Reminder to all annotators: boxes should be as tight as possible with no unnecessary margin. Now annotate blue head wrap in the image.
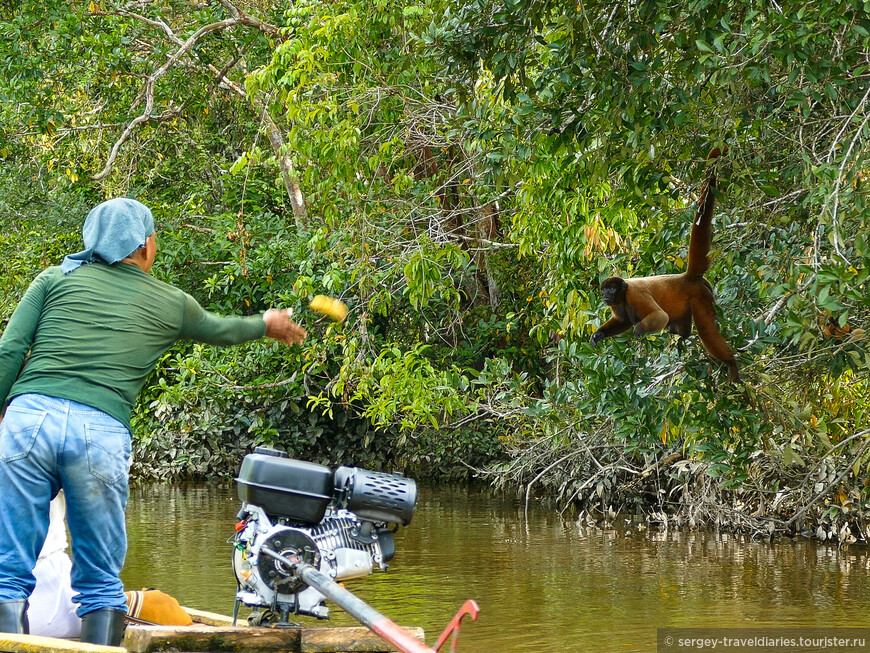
[61,198,155,274]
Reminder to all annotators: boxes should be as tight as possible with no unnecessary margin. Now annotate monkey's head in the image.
[600,277,628,306]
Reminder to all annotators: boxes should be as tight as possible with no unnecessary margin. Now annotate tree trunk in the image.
[264,114,307,230]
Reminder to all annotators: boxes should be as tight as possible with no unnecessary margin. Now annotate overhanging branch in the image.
[90,16,238,180]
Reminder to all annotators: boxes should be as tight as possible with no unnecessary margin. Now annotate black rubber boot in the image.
[0,599,29,634]
[80,608,126,646]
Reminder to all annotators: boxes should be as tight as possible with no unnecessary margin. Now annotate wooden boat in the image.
[0,608,425,653]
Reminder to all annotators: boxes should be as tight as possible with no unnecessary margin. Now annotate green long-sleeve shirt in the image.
[0,263,266,430]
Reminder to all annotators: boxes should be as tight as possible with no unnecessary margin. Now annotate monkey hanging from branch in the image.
[590,148,741,383]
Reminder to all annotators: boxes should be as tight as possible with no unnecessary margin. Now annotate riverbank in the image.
[491,445,870,545]
[129,428,870,548]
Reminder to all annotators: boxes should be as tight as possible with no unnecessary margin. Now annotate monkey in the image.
[819,313,851,339]
[590,148,741,383]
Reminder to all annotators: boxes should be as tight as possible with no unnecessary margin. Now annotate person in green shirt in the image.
[0,198,307,644]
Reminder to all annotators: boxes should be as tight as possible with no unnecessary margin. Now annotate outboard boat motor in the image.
[231,447,416,624]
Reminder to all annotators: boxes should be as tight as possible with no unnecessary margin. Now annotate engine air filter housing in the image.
[333,466,417,526]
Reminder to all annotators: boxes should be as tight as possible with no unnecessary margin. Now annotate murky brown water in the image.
[122,483,870,652]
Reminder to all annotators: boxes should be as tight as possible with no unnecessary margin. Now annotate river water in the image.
[122,483,870,652]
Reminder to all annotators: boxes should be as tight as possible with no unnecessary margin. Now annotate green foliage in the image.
[0,164,96,313]
[130,341,400,479]
[422,0,870,503]
[1,0,869,530]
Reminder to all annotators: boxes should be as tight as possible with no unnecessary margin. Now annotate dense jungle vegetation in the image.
[1,0,868,541]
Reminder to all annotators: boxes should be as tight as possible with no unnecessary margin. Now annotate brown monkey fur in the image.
[590,148,741,383]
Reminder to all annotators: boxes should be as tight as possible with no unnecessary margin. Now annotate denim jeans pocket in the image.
[0,405,47,462]
[85,424,132,485]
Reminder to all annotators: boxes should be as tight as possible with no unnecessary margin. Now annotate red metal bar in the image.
[433,600,480,653]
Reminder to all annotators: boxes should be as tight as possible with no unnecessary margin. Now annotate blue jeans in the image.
[0,394,131,616]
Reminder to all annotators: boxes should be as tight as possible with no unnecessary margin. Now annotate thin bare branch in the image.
[91,17,238,180]
[94,5,306,218]
[216,0,281,36]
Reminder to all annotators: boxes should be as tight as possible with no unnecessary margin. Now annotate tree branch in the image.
[91,16,238,180]
[216,0,280,36]
[89,5,306,221]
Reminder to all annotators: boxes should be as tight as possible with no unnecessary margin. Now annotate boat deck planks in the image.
[1,611,425,653]
[125,624,425,653]
[0,634,123,653]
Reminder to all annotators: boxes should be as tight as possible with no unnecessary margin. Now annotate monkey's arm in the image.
[590,314,633,347]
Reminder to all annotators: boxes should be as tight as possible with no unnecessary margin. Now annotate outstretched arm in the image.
[263,309,307,346]
[591,314,633,347]
[180,296,306,347]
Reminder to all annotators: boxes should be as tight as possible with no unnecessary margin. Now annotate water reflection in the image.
[122,484,870,652]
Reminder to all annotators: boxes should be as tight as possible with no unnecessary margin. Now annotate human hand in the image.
[263,309,308,346]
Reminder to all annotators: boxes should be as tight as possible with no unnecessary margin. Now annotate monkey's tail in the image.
[685,147,723,280]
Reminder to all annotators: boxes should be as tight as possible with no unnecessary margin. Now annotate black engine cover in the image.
[236,449,333,524]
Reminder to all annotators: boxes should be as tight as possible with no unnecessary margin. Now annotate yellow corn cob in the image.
[309,295,348,322]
